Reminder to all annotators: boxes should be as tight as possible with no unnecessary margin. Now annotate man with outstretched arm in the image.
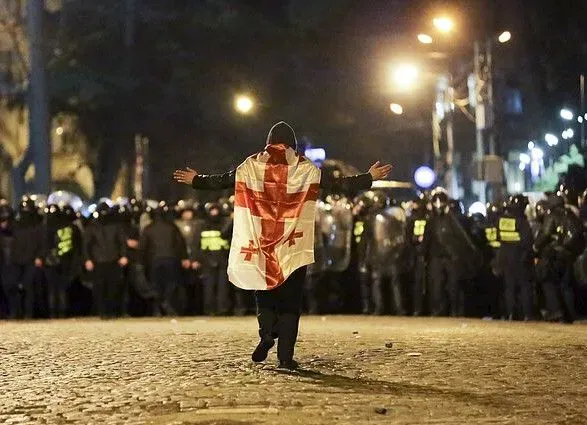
[174,121,391,370]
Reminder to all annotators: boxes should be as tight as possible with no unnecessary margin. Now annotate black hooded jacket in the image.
[191,121,372,192]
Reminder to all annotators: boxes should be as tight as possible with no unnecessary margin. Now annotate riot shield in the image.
[316,197,353,272]
[370,206,407,271]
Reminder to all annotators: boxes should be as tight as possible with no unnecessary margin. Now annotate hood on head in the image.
[266,121,297,151]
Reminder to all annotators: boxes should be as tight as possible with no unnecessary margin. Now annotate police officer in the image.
[83,202,128,318]
[44,204,83,318]
[174,200,201,315]
[1,200,45,319]
[368,192,406,315]
[141,202,189,316]
[424,189,479,317]
[496,195,534,320]
[406,194,429,316]
[193,202,232,315]
[534,192,583,322]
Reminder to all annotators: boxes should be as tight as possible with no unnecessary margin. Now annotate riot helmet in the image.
[507,194,529,215]
[557,184,580,207]
[535,199,549,223]
[448,199,465,215]
[430,189,449,215]
[0,204,14,222]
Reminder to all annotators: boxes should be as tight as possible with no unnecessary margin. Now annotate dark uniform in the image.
[44,205,83,318]
[193,204,232,315]
[0,202,45,319]
[496,195,534,320]
[424,190,480,317]
[189,121,373,369]
[83,203,128,318]
[534,194,583,322]
[353,192,374,314]
[141,203,188,316]
[406,196,429,316]
[174,201,202,315]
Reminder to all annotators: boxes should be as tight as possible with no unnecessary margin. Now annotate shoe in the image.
[277,359,299,370]
[251,338,275,362]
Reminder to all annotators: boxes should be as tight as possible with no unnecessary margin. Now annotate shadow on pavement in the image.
[271,367,511,410]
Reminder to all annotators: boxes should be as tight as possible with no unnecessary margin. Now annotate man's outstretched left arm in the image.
[320,161,392,193]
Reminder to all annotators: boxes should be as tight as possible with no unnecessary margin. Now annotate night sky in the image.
[49,0,587,198]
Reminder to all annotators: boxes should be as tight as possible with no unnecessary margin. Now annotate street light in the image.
[389,103,403,115]
[234,95,254,114]
[560,108,574,120]
[417,33,433,44]
[498,31,511,43]
[432,17,454,33]
[391,64,419,90]
[545,133,559,146]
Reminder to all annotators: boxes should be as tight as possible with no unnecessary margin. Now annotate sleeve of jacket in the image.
[191,170,236,190]
[520,219,534,255]
[139,227,150,265]
[173,224,188,259]
[320,172,372,193]
[534,217,555,253]
[192,223,204,263]
[117,224,128,259]
[34,223,47,260]
[83,224,94,262]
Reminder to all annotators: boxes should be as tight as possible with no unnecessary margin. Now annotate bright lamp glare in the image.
[234,95,254,114]
[545,133,559,146]
[527,141,535,150]
[468,201,486,216]
[392,64,419,90]
[414,166,436,188]
[519,163,526,171]
[390,103,403,115]
[417,33,433,44]
[579,116,584,123]
[531,147,544,160]
[498,31,511,43]
[433,17,454,33]
[560,109,573,120]
[519,153,531,164]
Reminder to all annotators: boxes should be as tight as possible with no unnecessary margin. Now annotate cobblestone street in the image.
[1,316,586,424]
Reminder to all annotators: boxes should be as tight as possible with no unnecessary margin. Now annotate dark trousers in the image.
[45,266,70,318]
[428,256,462,317]
[92,261,123,318]
[0,264,36,319]
[304,262,321,314]
[502,261,533,320]
[255,266,305,362]
[371,268,404,315]
[202,263,230,315]
[542,265,576,322]
[412,255,426,316]
[152,258,180,315]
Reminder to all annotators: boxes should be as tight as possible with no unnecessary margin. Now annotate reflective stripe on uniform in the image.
[57,226,73,256]
[413,219,426,237]
[354,221,364,243]
[485,227,501,248]
[201,230,229,251]
[499,217,516,232]
[499,217,520,243]
[500,231,520,242]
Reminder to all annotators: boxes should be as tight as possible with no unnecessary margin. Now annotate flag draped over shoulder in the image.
[227,143,321,290]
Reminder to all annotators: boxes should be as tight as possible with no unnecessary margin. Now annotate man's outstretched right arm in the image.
[173,167,235,190]
[191,170,236,190]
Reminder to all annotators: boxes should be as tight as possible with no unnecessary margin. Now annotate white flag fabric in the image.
[227,143,321,290]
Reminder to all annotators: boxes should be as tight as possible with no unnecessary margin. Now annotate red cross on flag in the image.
[228,143,320,290]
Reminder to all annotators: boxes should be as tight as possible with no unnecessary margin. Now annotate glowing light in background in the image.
[414,166,436,188]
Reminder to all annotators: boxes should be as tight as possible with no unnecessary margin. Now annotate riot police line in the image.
[1,184,586,322]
